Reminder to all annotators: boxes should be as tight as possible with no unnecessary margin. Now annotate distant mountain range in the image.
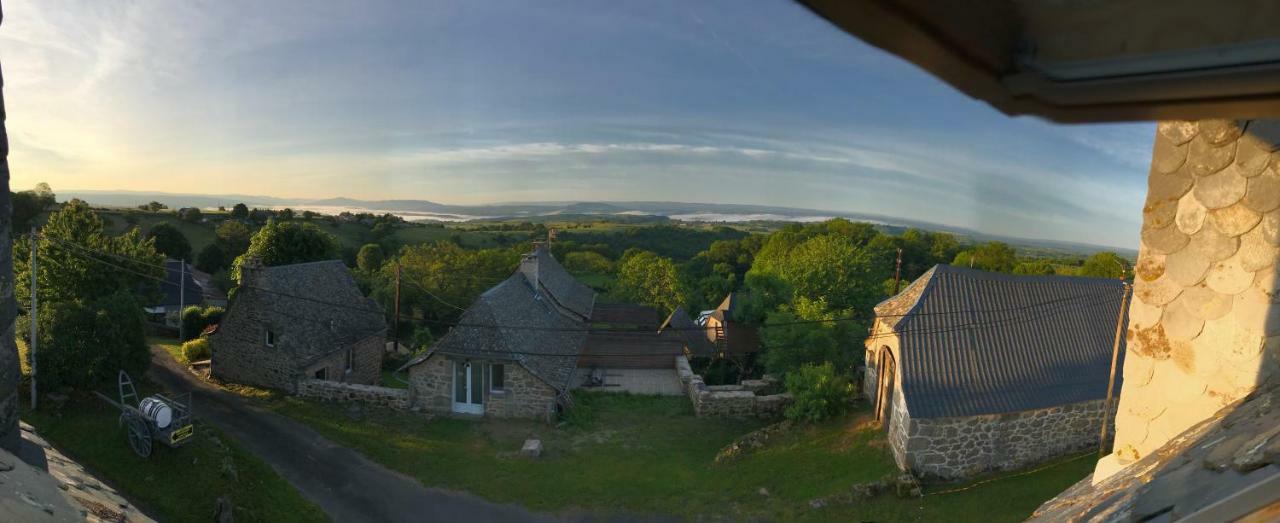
[61,189,1136,257]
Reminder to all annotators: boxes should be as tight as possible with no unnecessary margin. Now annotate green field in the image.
[254,392,1089,521]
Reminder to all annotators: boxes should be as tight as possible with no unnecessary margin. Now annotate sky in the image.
[0,1,1154,248]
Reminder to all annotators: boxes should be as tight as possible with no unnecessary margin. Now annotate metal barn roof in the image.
[875,265,1128,418]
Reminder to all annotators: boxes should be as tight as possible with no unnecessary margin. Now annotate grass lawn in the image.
[380,369,409,389]
[21,380,326,522]
[150,336,185,364]
[254,392,1090,521]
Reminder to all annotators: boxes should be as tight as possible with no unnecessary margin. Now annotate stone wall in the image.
[297,379,409,410]
[210,317,300,392]
[676,356,793,419]
[886,384,912,471]
[407,354,558,420]
[301,334,384,387]
[0,37,21,450]
[1107,119,1280,477]
[900,399,1110,481]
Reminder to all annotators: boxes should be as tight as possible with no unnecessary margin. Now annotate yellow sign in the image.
[169,424,194,444]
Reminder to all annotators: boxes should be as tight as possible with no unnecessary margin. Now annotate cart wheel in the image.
[124,415,152,458]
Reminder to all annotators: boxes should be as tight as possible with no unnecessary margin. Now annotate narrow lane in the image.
[147,348,552,523]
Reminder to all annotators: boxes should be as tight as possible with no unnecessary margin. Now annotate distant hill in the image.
[59,190,1136,258]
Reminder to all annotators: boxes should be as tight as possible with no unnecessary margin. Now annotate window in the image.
[314,368,327,380]
[265,329,275,347]
[345,348,354,374]
[490,364,505,391]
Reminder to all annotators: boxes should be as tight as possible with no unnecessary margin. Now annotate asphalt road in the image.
[147,348,553,523]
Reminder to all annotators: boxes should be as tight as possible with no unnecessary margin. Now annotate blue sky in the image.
[0,1,1152,248]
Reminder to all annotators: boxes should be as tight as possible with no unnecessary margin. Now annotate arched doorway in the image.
[874,348,896,428]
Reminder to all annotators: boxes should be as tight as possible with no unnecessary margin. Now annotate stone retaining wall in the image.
[676,356,793,419]
[297,379,409,410]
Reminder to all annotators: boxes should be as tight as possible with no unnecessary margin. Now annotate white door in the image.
[452,361,484,415]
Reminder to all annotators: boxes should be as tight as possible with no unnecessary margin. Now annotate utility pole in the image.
[392,263,401,351]
[28,228,37,410]
[1098,282,1132,458]
[893,248,904,294]
[178,259,186,341]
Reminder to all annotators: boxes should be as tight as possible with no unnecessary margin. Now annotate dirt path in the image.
[146,347,553,523]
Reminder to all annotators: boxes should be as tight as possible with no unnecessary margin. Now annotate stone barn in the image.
[211,258,386,392]
[864,265,1128,481]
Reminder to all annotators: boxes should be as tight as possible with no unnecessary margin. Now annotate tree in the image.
[22,291,150,391]
[232,219,339,282]
[196,243,228,273]
[749,231,889,313]
[147,222,192,261]
[613,250,686,314]
[563,251,614,275]
[139,201,167,213]
[759,296,860,377]
[278,208,295,221]
[11,182,56,232]
[952,241,1017,273]
[1079,251,1128,279]
[177,206,203,223]
[230,203,249,220]
[356,243,385,273]
[215,220,253,258]
[15,199,164,307]
[1014,260,1056,276]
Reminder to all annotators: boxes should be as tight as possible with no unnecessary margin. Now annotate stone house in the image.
[401,245,593,419]
[864,265,1128,481]
[211,258,386,392]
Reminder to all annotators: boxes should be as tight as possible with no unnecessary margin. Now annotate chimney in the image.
[240,256,265,286]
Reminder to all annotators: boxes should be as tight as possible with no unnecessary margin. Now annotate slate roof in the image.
[660,306,716,357]
[418,272,587,391]
[579,331,684,369]
[235,260,386,364]
[874,265,1128,419]
[1032,383,1280,522]
[591,303,661,328]
[155,260,204,308]
[520,245,595,321]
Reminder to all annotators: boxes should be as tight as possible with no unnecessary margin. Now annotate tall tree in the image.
[147,222,192,261]
[952,241,1017,273]
[1079,251,1129,279]
[196,243,228,273]
[356,243,385,273]
[232,219,339,282]
[15,199,164,306]
[215,220,253,258]
[230,203,249,220]
[613,250,686,314]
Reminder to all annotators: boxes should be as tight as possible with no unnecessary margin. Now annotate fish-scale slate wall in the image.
[1114,119,1280,464]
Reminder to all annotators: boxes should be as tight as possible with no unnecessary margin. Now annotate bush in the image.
[784,362,855,423]
[19,291,149,392]
[181,305,225,341]
[180,338,212,363]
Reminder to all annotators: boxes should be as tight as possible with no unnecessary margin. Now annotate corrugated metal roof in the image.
[879,265,1128,419]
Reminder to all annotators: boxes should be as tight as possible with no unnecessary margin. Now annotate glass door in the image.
[452,361,484,414]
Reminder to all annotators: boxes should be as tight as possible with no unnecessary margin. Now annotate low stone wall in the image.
[297,379,409,410]
[900,399,1112,481]
[676,356,793,419]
